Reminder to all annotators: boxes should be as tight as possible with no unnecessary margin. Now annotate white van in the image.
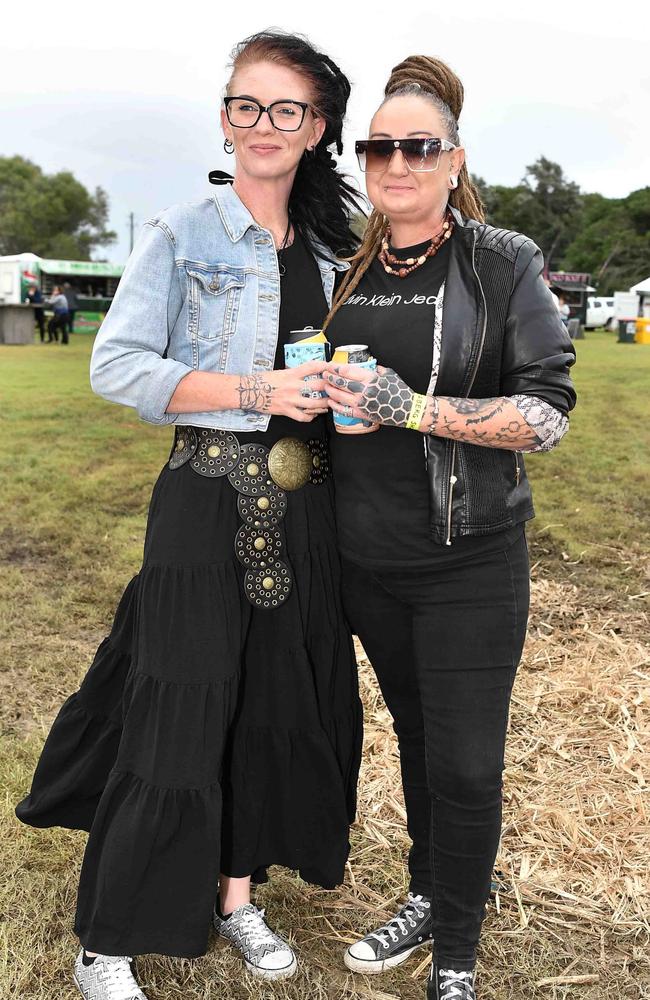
[585,296,615,330]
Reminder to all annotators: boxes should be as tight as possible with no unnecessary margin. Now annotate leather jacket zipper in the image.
[445,229,488,545]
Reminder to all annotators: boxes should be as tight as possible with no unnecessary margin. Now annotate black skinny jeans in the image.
[341,529,530,970]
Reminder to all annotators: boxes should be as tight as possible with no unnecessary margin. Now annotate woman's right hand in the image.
[237,360,329,422]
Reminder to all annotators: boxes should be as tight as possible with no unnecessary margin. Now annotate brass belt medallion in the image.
[268,437,313,491]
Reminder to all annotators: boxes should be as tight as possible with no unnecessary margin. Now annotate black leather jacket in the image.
[427,206,577,545]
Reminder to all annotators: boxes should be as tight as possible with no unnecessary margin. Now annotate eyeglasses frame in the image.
[223,96,312,132]
[355,137,459,173]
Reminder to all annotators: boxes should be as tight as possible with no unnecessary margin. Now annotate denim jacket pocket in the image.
[185,264,246,343]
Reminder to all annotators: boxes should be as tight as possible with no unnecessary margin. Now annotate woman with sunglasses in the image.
[322,56,576,1000]
[15,30,364,999]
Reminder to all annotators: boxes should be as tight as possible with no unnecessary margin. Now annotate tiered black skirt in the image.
[15,448,363,958]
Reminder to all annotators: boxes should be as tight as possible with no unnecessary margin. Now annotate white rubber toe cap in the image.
[347,941,378,962]
[259,948,295,971]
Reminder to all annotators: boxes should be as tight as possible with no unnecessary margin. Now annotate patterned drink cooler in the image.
[332,344,377,434]
[284,326,329,398]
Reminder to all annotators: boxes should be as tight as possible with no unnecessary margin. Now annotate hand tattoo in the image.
[356,371,415,427]
[238,375,274,412]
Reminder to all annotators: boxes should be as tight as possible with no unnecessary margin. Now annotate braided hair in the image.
[226,30,363,257]
[323,54,485,332]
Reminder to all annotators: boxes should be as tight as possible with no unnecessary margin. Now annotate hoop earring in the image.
[224,139,234,154]
[449,174,458,189]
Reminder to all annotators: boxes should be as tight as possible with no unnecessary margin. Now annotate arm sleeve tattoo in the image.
[237,375,274,412]
[508,394,569,452]
[353,370,569,452]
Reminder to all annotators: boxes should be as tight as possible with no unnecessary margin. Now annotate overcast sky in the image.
[2,0,649,262]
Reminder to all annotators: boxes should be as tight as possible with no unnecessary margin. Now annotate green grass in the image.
[1,330,648,1000]
[523,328,649,591]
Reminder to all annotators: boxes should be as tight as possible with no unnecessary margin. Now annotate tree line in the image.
[1,154,647,294]
[474,157,649,295]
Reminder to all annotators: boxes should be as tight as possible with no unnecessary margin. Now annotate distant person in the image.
[544,276,561,313]
[558,294,571,327]
[63,282,79,335]
[44,285,70,343]
[25,282,45,342]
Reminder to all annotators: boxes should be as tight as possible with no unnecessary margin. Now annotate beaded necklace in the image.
[378,209,454,278]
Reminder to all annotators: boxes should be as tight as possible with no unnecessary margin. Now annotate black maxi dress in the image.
[15,229,363,959]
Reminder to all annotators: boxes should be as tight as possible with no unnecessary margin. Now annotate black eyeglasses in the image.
[355,138,458,173]
[224,96,311,132]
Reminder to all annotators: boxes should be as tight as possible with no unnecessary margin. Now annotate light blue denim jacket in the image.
[89,183,349,430]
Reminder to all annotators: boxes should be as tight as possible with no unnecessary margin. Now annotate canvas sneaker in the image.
[73,948,148,999]
[213,902,297,980]
[427,963,477,999]
[344,892,433,974]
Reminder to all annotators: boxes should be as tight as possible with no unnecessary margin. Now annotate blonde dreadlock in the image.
[323,54,485,333]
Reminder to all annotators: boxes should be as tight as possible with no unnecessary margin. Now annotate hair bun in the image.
[385,55,464,121]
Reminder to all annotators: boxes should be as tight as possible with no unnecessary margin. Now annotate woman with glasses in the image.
[321,56,576,1000]
[15,30,364,999]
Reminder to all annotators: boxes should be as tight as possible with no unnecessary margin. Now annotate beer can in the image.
[332,344,371,365]
[284,326,330,398]
[331,344,377,432]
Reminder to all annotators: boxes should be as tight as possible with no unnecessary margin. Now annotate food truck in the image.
[0,252,124,333]
[547,270,593,324]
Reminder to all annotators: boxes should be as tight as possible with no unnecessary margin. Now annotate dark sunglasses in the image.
[355,137,457,173]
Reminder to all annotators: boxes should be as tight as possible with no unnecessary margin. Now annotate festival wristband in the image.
[406,392,428,431]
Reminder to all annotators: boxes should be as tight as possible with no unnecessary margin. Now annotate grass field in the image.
[1,331,648,1000]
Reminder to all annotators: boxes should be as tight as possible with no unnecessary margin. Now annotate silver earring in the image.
[224,139,234,154]
[449,174,458,189]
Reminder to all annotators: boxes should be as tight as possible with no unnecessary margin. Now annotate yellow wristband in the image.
[406,393,428,431]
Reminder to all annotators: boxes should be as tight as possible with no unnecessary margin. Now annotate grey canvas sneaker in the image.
[73,949,148,999]
[344,892,433,973]
[213,902,297,980]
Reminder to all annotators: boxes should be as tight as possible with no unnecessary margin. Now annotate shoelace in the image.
[438,968,476,1000]
[369,893,431,947]
[95,956,141,1000]
[237,906,286,953]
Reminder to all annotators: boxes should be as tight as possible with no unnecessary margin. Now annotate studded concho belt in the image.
[168,425,330,610]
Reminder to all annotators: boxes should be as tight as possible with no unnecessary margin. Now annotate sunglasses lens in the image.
[356,141,395,172]
[402,139,442,171]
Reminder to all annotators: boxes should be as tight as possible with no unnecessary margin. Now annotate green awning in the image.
[40,259,124,278]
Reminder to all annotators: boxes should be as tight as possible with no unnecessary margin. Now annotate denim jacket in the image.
[89,183,349,430]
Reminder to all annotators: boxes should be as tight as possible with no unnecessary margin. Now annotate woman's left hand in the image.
[323,364,417,428]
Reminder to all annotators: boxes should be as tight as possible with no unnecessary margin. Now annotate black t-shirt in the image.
[327,231,522,567]
[241,226,328,447]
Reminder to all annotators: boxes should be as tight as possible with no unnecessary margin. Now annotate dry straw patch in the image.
[2,568,649,999]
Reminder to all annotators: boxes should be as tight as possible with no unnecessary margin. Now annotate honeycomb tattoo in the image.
[356,370,415,427]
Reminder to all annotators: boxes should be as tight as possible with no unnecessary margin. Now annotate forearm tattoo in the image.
[509,394,569,452]
[237,375,274,412]
[356,370,415,427]
[426,393,568,451]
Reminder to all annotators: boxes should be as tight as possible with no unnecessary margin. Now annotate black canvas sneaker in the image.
[427,963,477,999]
[213,902,297,980]
[344,892,433,974]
